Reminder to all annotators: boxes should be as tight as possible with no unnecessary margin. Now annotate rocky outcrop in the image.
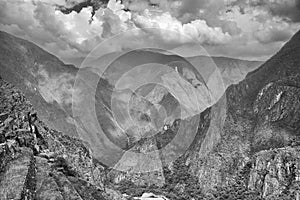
[0,147,33,199]
[248,147,300,199]
[0,77,113,200]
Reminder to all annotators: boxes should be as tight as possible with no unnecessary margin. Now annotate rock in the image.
[0,143,11,173]
[36,177,64,200]
[0,77,109,200]
[3,117,13,126]
[0,132,5,143]
[103,188,127,200]
[38,151,56,159]
[134,192,169,200]
[6,139,18,154]
[35,157,64,200]
[179,29,300,196]
[0,148,33,200]
[67,176,106,200]
[0,112,9,123]
[52,172,83,200]
[248,147,300,198]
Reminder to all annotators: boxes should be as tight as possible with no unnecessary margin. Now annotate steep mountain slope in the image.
[3,30,292,200]
[0,30,261,165]
[0,77,112,200]
[182,30,300,199]
[0,31,79,137]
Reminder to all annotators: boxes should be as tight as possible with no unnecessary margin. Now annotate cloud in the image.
[34,2,105,52]
[253,0,300,22]
[100,0,133,37]
[254,22,294,44]
[121,0,181,13]
[178,0,209,19]
[133,10,231,45]
[53,0,241,37]
[0,0,299,64]
[55,0,109,22]
[173,0,242,36]
[230,0,300,22]
[0,0,106,63]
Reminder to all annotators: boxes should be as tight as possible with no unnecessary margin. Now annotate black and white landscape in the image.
[0,0,300,200]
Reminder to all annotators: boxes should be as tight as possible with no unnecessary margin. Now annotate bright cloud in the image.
[0,0,299,64]
[133,10,231,45]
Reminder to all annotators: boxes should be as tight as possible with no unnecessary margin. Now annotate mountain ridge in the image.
[182,29,300,198]
[0,30,261,140]
[1,29,299,199]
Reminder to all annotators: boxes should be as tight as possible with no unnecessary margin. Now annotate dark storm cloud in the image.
[120,0,181,13]
[55,0,109,21]
[55,0,170,14]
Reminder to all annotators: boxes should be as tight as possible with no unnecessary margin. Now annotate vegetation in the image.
[115,156,206,199]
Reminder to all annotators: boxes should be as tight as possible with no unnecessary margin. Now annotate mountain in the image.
[0,31,261,164]
[0,31,79,138]
[182,30,300,198]
[86,30,300,199]
[187,56,262,87]
[3,29,299,200]
[0,77,113,200]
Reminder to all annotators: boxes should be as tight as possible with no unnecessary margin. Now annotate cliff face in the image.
[248,147,300,199]
[182,31,300,198]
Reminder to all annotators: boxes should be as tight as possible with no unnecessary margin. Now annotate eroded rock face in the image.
[35,157,64,200]
[254,75,300,132]
[248,147,300,199]
[0,148,33,200]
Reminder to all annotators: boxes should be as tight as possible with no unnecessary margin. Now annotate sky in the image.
[1,0,300,66]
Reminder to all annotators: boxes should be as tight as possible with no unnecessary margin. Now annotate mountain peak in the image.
[244,29,300,85]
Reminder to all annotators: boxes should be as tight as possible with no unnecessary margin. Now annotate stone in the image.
[35,157,64,200]
[52,172,83,200]
[0,148,33,200]
[0,112,9,123]
[38,151,56,159]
